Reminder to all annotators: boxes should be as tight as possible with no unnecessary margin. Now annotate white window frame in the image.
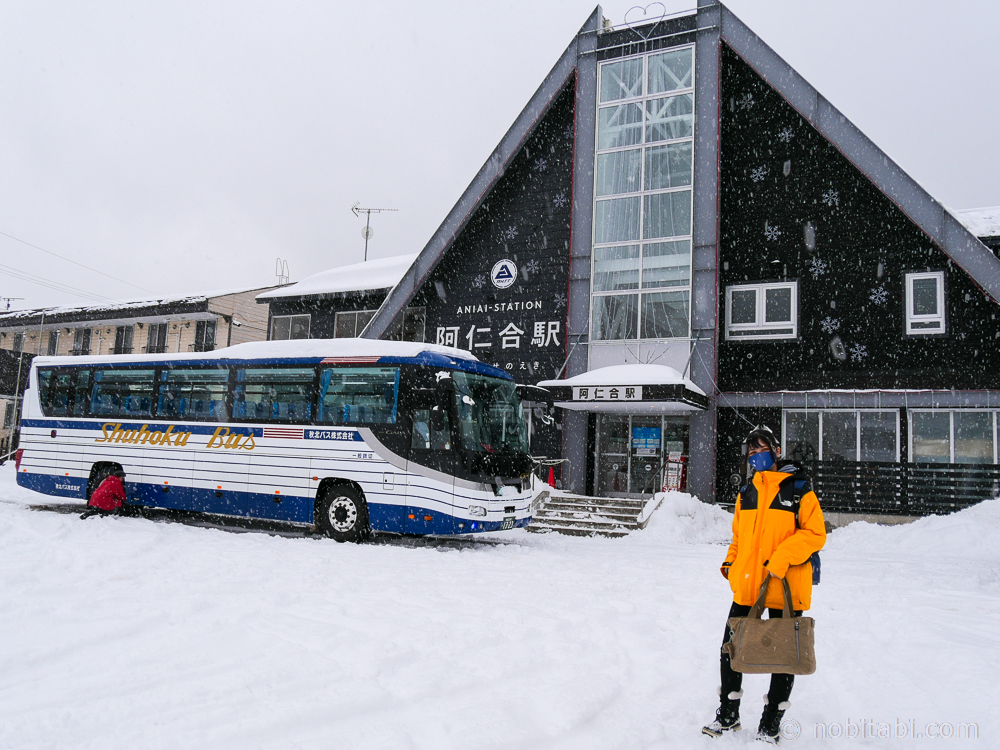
[271,314,311,341]
[909,409,999,464]
[590,45,695,343]
[726,281,798,340]
[782,409,901,462]
[904,271,946,335]
[334,309,377,339]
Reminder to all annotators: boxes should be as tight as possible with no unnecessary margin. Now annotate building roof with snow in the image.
[255,254,418,302]
[954,206,1000,239]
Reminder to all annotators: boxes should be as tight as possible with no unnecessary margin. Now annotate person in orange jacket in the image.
[703,425,826,744]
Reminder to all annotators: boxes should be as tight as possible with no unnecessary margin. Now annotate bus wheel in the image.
[317,486,370,543]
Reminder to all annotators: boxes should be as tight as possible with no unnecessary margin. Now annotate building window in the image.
[783,410,899,463]
[905,271,945,335]
[271,314,311,341]
[194,320,216,352]
[113,325,133,355]
[46,330,59,356]
[592,46,694,342]
[725,282,798,340]
[386,307,426,342]
[12,333,23,353]
[910,410,997,464]
[334,310,376,338]
[147,323,168,354]
[71,328,91,356]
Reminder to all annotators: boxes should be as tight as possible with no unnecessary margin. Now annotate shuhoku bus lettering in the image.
[15,339,534,541]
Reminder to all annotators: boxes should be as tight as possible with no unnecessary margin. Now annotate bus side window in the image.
[91,369,155,418]
[233,367,315,423]
[317,366,399,425]
[38,368,92,418]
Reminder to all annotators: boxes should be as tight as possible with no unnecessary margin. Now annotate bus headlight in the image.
[469,505,487,517]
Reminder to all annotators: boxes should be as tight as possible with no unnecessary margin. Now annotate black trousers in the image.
[720,601,801,707]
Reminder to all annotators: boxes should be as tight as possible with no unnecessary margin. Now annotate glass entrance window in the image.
[595,413,689,496]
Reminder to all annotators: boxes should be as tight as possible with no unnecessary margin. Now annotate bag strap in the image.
[748,576,796,619]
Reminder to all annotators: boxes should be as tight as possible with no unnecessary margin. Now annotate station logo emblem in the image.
[491,259,517,290]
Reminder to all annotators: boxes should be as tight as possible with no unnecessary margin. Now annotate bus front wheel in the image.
[317,486,370,543]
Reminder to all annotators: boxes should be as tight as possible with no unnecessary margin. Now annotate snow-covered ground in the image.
[1,465,996,749]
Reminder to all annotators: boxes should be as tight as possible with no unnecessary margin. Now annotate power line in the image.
[0,263,116,303]
[0,229,154,294]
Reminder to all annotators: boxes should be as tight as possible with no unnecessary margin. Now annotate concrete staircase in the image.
[527,491,662,537]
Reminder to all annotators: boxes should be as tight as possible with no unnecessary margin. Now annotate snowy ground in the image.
[1,464,996,749]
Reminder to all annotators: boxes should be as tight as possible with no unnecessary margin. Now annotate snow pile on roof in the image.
[953,206,1000,238]
[538,363,706,396]
[0,285,276,323]
[643,491,734,544]
[33,336,479,365]
[257,253,418,300]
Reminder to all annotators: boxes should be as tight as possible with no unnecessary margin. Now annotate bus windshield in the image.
[452,372,528,455]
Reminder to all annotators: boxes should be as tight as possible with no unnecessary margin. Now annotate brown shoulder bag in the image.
[723,576,816,675]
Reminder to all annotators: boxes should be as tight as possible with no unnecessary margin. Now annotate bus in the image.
[15,339,534,541]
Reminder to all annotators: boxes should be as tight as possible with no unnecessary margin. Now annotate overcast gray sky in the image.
[1,0,997,310]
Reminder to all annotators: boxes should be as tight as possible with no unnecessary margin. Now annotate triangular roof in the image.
[363,1,1000,343]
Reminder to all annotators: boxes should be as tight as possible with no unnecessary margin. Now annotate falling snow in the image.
[552,191,568,208]
[820,316,840,334]
[807,257,828,279]
[869,286,888,305]
[822,188,840,208]
[750,166,768,183]
[777,126,795,143]
[850,343,868,362]
[764,224,782,241]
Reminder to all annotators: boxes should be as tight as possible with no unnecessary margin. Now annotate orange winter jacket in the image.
[723,466,826,611]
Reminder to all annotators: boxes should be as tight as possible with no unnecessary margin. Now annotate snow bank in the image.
[642,491,733,545]
[827,497,1000,561]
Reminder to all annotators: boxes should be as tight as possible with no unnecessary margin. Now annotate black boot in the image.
[756,695,790,744]
[702,688,742,737]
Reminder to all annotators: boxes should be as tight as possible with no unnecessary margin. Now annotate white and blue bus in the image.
[15,339,534,541]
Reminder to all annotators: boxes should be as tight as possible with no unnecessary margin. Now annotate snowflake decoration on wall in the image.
[552,191,568,208]
[807,257,828,279]
[553,293,567,310]
[764,224,782,241]
[533,158,549,172]
[850,343,868,362]
[737,92,755,111]
[777,126,795,143]
[524,258,542,274]
[822,189,840,208]
[503,225,518,241]
[820,316,840,334]
[563,124,574,140]
[869,285,888,305]
[750,166,768,183]
[472,274,487,290]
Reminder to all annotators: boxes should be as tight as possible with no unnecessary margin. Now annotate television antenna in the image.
[0,297,24,310]
[351,202,398,261]
[275,258,290,285]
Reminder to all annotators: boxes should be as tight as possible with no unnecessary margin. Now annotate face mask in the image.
[748,451,775,473]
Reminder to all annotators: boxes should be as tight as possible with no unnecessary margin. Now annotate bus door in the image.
[405,399,455,534]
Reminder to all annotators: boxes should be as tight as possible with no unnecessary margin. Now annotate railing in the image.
[799,460,1000,516]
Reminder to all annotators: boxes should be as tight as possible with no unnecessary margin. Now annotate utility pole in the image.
[351,202,398,261]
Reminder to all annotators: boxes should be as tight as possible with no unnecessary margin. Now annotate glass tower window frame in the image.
[591,45,695,343]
